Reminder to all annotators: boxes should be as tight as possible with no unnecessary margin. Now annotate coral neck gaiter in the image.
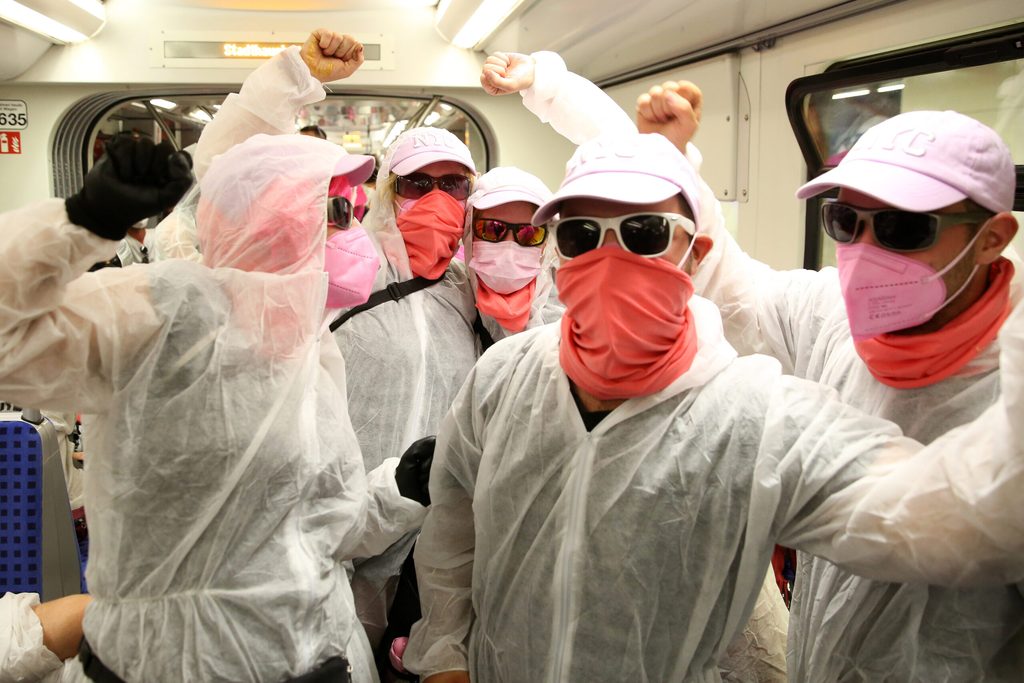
[557,247,699,400]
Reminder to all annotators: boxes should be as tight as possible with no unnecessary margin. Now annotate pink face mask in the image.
[468,240,543,294]
[324,227,380,309]
[836,227,985,339]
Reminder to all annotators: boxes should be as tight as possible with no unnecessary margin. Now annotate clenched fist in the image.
[481,52,536,96]
[636,80,703,153]
[301,29,365,83]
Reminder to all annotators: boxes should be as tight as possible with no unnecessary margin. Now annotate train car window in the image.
[66,93,490,194]
[786,24,1023,269]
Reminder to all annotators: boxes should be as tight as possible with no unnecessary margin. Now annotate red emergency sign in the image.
[0,131,22,154]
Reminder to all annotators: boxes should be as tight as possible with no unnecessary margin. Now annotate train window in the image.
[786,24,1024,269]
[91,96,215,164]
[80,93,490,181]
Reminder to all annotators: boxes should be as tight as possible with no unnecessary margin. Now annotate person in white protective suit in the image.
[636,82,1024,680]
[476,50,791,681]
[151,28,479,661]
[461,167,564,344]
[341,124,479,656]
[0,125,434,680]
[401,130,1024,683]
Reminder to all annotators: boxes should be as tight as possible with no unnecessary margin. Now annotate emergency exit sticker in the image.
[0,100,28,130]
[0,132,21,154]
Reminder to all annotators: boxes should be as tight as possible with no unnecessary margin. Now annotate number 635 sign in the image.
[0,100,28,130]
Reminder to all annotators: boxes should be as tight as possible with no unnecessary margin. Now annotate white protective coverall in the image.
[162,45,479,647]
[404,286,1024,682]
[344,127,481,646]
[509,50,790,679]
[690,177,1024,677]
[0,132,426,682]
[517,48,1024,678]
[462,166,564,344]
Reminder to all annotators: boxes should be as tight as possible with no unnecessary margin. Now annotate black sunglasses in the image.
[473,219,547,247]
[327,195,354,229]
[394,172,471,201]
[820,199,993,252]
[552,213,694,259]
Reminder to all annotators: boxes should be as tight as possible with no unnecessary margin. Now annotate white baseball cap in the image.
[469,167,552,212]
[533,133,703,233]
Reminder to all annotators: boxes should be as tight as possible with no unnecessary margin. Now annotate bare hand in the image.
[32,594,92,661]
[423,672,471,683]
[301,29,364,83]
[636,80,703,153]
[480,52,535,96]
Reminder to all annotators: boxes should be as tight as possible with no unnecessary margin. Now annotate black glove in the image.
[65,135,193,241]
[395,436,435,506]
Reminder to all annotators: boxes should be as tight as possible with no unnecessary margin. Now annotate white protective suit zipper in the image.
[546,436,597,683]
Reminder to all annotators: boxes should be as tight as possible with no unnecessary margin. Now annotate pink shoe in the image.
[389,637,409,674]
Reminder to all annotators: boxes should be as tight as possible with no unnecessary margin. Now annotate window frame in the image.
[785,22,1024,269]
[52,89,495,198]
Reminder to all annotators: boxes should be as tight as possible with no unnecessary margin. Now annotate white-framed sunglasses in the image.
[551,212,696,259]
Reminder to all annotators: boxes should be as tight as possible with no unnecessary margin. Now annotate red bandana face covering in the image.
[557,247,699,400]
[475,278,537,333]
[853,258,1014,389]
[395,189,466,279]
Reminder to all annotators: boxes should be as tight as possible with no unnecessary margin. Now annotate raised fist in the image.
[636,80,703,153]
[301,29,365,83]
[481,52,535,96]
[65,134,193,241]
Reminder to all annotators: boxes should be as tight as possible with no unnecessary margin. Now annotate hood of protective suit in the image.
[197,133,346,275]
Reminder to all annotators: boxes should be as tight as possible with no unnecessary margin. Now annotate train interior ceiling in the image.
[0,0,1021,271]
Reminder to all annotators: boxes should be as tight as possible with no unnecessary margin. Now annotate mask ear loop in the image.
[921,218,991,313]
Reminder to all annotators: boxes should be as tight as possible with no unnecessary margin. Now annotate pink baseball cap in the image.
[532,133,702,233]
[797,110,1015,213]
[333,152,375,186]
[382,127,476,177]
[469,167,552,211]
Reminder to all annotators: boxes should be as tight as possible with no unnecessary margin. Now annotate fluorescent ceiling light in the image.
[831,89,871,100]
[435,0,452,21]
[150,98,177,110]
[452,0,524,49]
[876,83,905,93]
[423,111,442,126]
[383,119,409,149]
[0,0,87,42]
[67,0,104,20]
[189,109,213,123]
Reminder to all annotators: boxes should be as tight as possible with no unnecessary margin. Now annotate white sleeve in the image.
[777,303,1024,585]
[0,593,63,682]
[520,51,636,145]
[688,151,836,367]
[343,457,428,560]
[404,377,482,678]
[0,200,162,413]
[193,46,325,180]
